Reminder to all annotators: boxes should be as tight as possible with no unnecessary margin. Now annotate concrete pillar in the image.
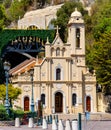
[52,118,58,130]
[15,118,20,127]
[42,117,48,129]
[72,120,78,130]
[28,118,34,128]
[58,119,64,130]
[65,119,71,130]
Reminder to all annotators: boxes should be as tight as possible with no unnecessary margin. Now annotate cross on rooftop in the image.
[54,25,60,35]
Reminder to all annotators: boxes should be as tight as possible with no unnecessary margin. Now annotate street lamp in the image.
[30,67,34,112]
[3,61,11,115]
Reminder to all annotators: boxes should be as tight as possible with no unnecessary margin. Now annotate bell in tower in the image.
[68,8,85,56]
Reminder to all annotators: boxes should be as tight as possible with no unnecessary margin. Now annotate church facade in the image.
[10,9,97,114]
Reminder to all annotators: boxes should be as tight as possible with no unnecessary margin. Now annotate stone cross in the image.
[54,25,60,35]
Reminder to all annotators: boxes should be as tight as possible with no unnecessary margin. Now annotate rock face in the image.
[17,0,95,29]
[18,4,63,29]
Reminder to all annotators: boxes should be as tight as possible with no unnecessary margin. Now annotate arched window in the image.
[76,28,80,48]
[56,48,60,56]
[51,48,54,56]
[56,68,61,80]
[72,93,77,106]
[62,48,65,56]
[41,94,45,105]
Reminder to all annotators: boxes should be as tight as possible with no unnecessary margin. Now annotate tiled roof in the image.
[10,58,36,75]
[10,57,44,75]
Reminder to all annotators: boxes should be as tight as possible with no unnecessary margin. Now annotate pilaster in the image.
[45,82,52,114]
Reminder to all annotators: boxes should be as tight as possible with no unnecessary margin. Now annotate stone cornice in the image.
[45,57,73,60]
[13,80,84,85]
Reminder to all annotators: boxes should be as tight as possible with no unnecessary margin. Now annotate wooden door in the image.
[24,97,29,111]
[86,96,91,112]
[55,92,63,113]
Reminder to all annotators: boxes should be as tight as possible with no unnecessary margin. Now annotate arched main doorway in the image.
[86,96,91,112]
[24,96,29,111]
[55,92,63,113]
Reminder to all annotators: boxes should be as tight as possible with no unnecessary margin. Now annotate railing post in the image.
[78,113,82,130]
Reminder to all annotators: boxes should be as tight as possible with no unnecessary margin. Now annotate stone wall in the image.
[0,121,15,126]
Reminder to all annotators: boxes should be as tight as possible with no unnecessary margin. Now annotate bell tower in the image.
[68,8,85,58]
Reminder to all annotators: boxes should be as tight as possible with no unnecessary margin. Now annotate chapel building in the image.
[10,9,97,114]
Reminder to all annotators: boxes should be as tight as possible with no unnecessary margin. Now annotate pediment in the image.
[51,34,64,47]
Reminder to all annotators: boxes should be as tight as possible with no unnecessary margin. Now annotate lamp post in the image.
[30,68,34,112]
[3,61,11,115]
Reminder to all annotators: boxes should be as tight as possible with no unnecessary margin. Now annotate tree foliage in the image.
[0,4,7,30]
[8,0,25,22]
[52,1,88,42]
[91,3,111,40]
[85,0,111,94]
[88,32,111,93]
[0,84,21,104]
[3,0,12,8]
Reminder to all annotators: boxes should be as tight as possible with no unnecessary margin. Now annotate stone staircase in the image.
[53,113,111,121]
[57,114,78,121]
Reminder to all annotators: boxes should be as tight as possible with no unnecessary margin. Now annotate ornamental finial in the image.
[55,25,60,35]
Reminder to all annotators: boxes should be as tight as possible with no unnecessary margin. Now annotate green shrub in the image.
[0,105,10,121]
[24,111,37,118]
[0,105,37,121]
[13,109,24,119]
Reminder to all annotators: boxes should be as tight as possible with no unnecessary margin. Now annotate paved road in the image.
[82,120,111,130]
[0,120,111,130]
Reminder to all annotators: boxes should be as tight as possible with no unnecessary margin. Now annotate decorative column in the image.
[69,58,72,81]
[68,60,70,81]
[49,84,52,114]
[66,58,69,81]
[68,84,72,113]
[63,95,67,114]
[46,83,52,114]
[37,84,41,100]
[46,84,49,113]
[46,58,49,80]
[49,59,52,81]
[66,58,72,81]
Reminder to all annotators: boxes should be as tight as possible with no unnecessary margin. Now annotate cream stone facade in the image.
[10,9,97,114]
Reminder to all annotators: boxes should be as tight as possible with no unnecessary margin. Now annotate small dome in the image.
[71,8,82,17]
